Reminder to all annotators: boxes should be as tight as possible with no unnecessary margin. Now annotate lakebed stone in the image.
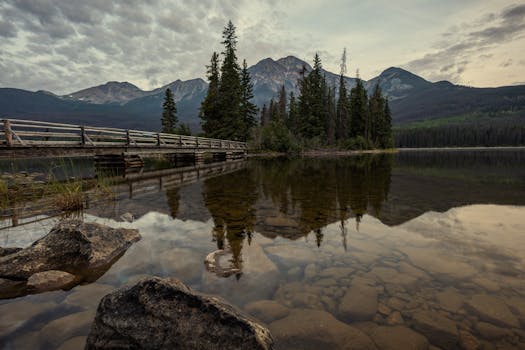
[244,300,290,323]
[339,283,378,321]
[0,300,57,338]
[369,326,429,350]
[269,308,377,350]
[27,270,76,292]
[411,310,459,349]
[86,276,273,350]
[465,294,520,328]
[40,310,95,348]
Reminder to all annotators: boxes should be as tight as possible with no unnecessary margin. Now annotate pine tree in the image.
[161,88,177,134]
[200,52,220,137]
[277,85,287,122]
[240,59,258,141]
[297,54,328,140]
[349,75,368,139]
[217,20,242,140]
[287,92,298,131]
[336,48,350,141]
[381,99,393,148]
[260,104,268,126]
[369,83,385,146]
[326,86,336,145]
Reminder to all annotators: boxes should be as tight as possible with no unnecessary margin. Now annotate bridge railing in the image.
[0,119,246,150]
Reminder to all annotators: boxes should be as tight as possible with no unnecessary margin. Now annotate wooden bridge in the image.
[0,119,247,162]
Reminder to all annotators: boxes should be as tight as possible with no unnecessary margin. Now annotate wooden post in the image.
[157,133,161,146]
[80,126,86,146]
[4,120,12,146]
[126,130,131,146]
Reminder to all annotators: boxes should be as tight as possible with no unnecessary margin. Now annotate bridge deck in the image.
[0,119,247,158]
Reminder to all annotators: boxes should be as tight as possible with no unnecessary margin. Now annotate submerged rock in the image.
[27,270,76,292]
[411,310,458,349]
[86,276,274,350]
[339,282,378,321]
[269,308,377,350]
[465,294,520,328]
[369,326,429,350]
[0,220,140,299]
[0,219,141,280]
[244,300,290,323]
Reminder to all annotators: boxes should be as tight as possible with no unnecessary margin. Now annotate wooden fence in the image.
[0,119,246,150]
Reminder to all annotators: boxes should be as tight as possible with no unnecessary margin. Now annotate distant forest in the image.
[395,115,525,148]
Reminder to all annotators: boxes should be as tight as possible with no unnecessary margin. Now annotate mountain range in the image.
[1,55,524,132]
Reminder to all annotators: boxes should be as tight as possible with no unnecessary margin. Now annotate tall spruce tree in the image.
[349,75,368,139]
[297,54,328,140]
[217,21,242,140]
[277,85,287,122]
[336,48,350,141]
[260,104,268,126]
[200,52,220,137]
[287,92,298,131]
[369,83,385,146]
[240,59,258,141]
[381,99,393,148]
[161,88,177,134]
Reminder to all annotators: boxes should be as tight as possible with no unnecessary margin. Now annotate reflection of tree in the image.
[202,168,258,271]
[165,187,180,218]
[254,154,394,244]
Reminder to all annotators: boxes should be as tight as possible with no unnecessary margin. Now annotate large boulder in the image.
[0,219,140,298]
[85,276,274,350]
[0,219,141,279]
[339,280,378,322]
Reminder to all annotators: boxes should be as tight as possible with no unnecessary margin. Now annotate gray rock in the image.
[435,287,464,313]
[304,263,318,280]
[339,283,378,321]
[119,212,134,223]
[0,219,140,279]
[27,270,76,292]
[269,308,377,350]
[85,276,273,350]
[412,310,458,349]
[465,294,520,328]
[264,245,318,265]
[244,300,290,323]
[370,326,429,350]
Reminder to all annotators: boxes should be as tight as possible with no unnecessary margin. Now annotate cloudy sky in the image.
[1,0,524,94]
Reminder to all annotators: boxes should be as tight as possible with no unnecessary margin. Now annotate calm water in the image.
[1,150,525,349]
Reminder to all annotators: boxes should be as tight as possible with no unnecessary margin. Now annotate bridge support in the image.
[94,154,144,170]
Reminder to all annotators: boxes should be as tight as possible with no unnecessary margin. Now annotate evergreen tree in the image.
[217,20,242,140]
[336,48,350,141]
[161,88,177,134]
[381,99,393,148]
[369,83,385,145]
[349,76,368,139]
[240,59,258,141]
[200,52,220,137]
[326,86,336,145]
[297,54,328,140]
[260,104,268,126]
[287,92,298,131]
[277,85,287,122]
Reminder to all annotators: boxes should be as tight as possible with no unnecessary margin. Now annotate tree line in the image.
[257,50,393,152]
[160,88,191,135]
[395,118,525,148]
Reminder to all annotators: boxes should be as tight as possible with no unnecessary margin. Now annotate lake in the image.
[1,149,525,349]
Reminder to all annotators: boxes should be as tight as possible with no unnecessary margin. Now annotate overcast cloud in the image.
[0,0,524,94]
